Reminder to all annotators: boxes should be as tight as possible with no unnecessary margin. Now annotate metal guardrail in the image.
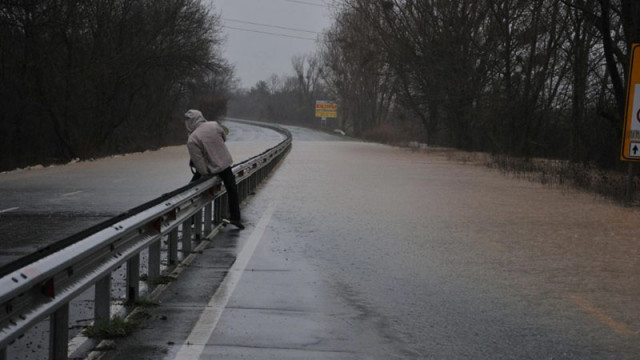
[0,121,291,360]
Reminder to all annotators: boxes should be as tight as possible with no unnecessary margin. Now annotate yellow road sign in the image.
[621,43,640,161]
[315,100,337,118]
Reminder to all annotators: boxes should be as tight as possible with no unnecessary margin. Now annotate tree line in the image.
[230,0,640,170]
[3,1,639,173]
[0,0,234,171]
[228,54,329,128]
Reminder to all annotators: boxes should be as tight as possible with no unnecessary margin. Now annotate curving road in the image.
[0,121,284,266]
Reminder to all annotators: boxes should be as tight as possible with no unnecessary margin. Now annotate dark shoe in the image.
[223,219,245,230]
[230,220,245,230]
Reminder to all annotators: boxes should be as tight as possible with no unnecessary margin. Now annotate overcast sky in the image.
[211,0,334,89]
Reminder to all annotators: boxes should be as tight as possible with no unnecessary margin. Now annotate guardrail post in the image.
[127,254,140,302]
[214,197,222,224]
[183,221,193,254]
[169,228,178,265]
[252,172,257,192]
[148,238,161,280]
[182,220,192,256]
[49,303,69,360]
[194,210,202,241]
[239,181,245,202]
[94,275,111,325]
[204,203,213,235]
[0,347,5,360]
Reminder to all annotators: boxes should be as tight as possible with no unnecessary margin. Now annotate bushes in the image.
[362,122,425,145]
[487,154,638,203]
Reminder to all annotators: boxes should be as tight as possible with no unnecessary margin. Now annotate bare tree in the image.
[0,0,231,171]
[320,1,397,136]
[319,0,631,168]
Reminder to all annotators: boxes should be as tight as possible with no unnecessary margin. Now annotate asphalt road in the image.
[4,121,640,359]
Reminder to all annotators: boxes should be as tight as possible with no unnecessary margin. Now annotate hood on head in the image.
[184,109,206,134]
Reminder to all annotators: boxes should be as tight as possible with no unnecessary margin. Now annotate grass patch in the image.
[84,316,139,339]
[486,153,637,204]
[145,275,173,286]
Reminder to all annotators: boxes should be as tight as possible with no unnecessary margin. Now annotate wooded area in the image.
[0,0,234,171]
[230,0,640,170]
[3,1,639,173]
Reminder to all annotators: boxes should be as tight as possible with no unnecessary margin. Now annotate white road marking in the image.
[61,190,83,197]
[173,200,279,360]
[0,207,19,214]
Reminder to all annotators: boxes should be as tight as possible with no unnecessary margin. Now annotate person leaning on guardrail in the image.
[184,109,245,230]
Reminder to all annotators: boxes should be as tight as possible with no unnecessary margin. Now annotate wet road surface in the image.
[96,133,640,359]
[0,121,283,359]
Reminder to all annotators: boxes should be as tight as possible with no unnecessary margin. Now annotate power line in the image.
[222,25,318,41]
[222,18,320,35]
[282,0,327,8]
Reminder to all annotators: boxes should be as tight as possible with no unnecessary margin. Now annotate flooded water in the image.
[257,140,640,358]
[4,124,640,358]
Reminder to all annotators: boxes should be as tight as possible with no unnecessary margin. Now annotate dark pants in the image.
[218,167,241,221]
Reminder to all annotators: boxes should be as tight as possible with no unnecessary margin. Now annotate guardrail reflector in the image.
[153,219,163,232]
[42,278,55,298]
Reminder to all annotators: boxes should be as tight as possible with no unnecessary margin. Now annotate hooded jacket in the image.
[184,110,233,175]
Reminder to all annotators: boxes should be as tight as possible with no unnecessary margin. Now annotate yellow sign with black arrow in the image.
[621,43,640,161]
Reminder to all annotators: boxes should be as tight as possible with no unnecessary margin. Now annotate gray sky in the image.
[211,0,334,89]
